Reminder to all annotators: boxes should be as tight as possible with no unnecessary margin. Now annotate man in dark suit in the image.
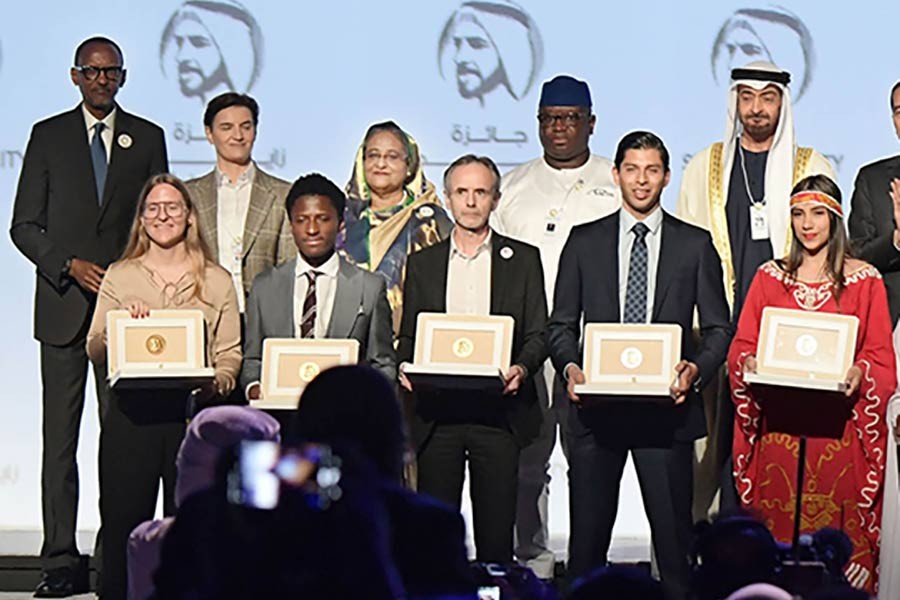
[9,36,168,597]
[849,81,900,326]
[398,154,548,563]
[241,173,396,399]
[547,132,731,600]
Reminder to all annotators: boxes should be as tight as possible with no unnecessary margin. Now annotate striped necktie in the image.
[300,270,323,338]
[623,222,650,324]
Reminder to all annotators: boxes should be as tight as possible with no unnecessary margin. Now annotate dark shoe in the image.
[34,568,75,598]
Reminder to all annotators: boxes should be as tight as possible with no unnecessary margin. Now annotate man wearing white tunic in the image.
[491,74,618,578]
[677,61,833,513]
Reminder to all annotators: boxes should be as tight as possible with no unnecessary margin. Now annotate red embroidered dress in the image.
[728,260,895,593]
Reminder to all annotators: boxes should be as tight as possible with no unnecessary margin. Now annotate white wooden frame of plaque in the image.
[414,313,513,371]
[107,309,205,377]
[756,308,858,378]
[583,324,680,388]
[261,338,359,400]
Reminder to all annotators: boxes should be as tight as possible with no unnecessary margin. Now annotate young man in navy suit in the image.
[548,132,732,600]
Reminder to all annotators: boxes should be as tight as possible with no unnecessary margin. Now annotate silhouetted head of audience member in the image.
[176,405,281,506]
[724,582,793,599]
[691,513,781,600]
[291,365,407,481]
[155,440,404,600]
[567,565,664,600]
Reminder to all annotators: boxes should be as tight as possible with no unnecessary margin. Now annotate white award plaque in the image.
[106,309,214,390]
[254,338,360,409]
[744,307,859,392]
[403,313,513,392]
[573,323,682,398]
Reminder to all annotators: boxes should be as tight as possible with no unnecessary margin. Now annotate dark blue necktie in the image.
[623,222,650,323]
[91,122,108,204]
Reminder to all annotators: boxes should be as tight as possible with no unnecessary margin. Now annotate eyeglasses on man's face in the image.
[537,112,586,127]
[75,65,125,82]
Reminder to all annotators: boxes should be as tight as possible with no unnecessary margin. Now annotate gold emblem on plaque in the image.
[299,361,321,382]
[145,334,166,355]
[452,336,474,359]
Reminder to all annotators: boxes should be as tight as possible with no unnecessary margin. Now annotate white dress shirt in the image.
[293,251,340,338]
[81,104,115,162]
[216,162,256,312]
[492,154,619,309]
[617,206,664,323]
[446,230,492,315]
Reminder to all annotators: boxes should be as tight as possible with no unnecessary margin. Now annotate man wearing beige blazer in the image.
[186,92,294,314]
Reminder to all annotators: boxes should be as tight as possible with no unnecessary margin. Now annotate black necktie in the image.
[91,122,108,204]
[623,222,650,323]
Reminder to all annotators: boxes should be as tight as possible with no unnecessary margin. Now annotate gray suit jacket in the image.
[241,255,397,393]
[185,166,295,300]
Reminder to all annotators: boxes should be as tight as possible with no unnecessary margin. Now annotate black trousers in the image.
[99,389,187,600]
[568,428,694,600]
[39,338,109,571]
[417,423,519,563]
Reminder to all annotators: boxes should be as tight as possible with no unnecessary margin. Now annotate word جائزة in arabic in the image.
[451,125,528,146]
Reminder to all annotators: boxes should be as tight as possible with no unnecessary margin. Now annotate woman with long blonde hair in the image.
[86,173,241,600]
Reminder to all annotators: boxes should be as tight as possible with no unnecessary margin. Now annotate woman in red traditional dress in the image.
[728,174,895,594]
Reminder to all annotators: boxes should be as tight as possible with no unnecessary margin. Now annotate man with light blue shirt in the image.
[548,131,731,599]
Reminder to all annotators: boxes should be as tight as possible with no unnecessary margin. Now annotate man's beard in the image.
[456,63,506,104]
[178,60,233,99]
[741,115,778,143]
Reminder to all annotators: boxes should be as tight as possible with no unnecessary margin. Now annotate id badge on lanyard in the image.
[544,208,562,237]
[750,203,769,241]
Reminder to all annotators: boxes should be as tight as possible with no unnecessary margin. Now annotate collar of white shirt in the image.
[81,104,116,138]
[215,161,256,189]
[619,205,663,237]
[449,228,493,260]
[295,251,340,280]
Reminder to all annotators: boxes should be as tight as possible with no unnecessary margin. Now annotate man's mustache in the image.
[456,63,482,78]
[177,61,204,77]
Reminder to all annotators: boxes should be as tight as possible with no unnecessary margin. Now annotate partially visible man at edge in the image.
[10,36,168,597]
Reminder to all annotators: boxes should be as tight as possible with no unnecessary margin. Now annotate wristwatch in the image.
[62,257,73,278]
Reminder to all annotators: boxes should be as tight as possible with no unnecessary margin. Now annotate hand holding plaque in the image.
[743,307,860,393]
[669,360,699,404]
[106,309,214,390]
[573,323,683,399]
[403,313,514,392]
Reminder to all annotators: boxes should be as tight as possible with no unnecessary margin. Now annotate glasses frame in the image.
[142,201,187,219]
[75,65,126,82]
[536,111,587,127]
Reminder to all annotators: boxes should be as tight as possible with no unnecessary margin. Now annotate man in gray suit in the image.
[241,173,396,399]
[186,92,294,314]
